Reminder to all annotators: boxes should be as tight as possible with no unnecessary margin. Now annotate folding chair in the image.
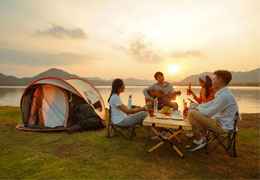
[205,112,239,157]
[106,107,137,140]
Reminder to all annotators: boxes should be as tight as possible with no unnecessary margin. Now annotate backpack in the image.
[73,103,104,130]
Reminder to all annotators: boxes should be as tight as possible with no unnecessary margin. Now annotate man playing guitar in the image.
[143,72,181,110]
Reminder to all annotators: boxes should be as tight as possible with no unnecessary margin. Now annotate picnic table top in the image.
[143,113,192,130]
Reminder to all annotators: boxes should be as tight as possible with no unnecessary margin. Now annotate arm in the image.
[143,85,165,100]
[197,94,227,117]
[143,87,153,100]
[165,82,181,99]
[192,91,201,104]
[170,90,181,97]
[188,88,201,104]
[188,98,197,104]
[110,95,146,115]
[118,104,146,115]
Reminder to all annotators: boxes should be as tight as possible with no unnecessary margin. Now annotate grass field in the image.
[0,106,259,180]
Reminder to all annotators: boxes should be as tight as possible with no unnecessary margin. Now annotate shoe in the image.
[193,137,206,145]
[185,132,194,138]
[189,140,207,152]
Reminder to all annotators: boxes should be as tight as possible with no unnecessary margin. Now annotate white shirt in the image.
[109,94,127,124]
[197,87,239,130]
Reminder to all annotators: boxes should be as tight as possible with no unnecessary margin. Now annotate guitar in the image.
[147,89,181,100]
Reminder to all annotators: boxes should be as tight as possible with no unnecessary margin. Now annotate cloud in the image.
[118,35,205,63]
[0,48,96,66]
[35,24,87,39]
[125,36,162,63]
[171,50,206,60]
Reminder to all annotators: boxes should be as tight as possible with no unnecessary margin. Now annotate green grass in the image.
[0,106,259,180]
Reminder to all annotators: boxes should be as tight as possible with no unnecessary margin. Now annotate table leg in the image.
[172,144,184,158]
[147,127,185,158]
[148,127,166,152]
[168,128,182,143]
[168,129,185,158]
[148,141,165,152]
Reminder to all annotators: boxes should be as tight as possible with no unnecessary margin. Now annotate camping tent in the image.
[16,77,106,132]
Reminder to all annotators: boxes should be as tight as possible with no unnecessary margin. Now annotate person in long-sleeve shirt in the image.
[187,70,239,152]
[143,72,181,110]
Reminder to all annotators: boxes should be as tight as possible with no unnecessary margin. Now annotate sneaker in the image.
[189,140,207,152]
[193,137,206,145]
[185,132,194,138]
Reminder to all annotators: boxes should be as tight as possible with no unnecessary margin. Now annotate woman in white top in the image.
[108,79,148,127]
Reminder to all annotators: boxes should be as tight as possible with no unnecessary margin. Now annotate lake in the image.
[0,86,259,113]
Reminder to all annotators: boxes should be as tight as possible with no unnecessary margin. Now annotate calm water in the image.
[0,86,259,113]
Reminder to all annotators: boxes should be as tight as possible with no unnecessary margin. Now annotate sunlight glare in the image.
[167,64,180,75]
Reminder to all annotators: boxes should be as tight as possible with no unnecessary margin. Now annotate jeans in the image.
[117,111,148,127]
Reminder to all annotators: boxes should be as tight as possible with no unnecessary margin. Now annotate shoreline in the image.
[0,106,259,116]
[0,85,260,89]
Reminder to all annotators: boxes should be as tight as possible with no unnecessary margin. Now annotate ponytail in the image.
[108,79,124,103]
[205,75,212,98]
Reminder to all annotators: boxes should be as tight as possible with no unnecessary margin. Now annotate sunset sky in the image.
[0,0,259,80]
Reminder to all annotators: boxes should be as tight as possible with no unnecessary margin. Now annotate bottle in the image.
[128,95,132,109]
[154,97,158,115]
[187,82,191,95]
[183,99,188,117]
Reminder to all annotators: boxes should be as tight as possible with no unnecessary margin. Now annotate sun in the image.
[167,64,180,75]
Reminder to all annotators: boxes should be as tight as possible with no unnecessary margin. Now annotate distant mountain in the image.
[0,73,22,86]
[179,68,260,86]
[0,68,259,86]
[33,68,78,79]
[0,68,78,86]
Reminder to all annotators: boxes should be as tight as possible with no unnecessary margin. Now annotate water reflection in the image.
[0,86,259,113]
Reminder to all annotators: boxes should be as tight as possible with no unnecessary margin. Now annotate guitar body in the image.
[147,89,181,101]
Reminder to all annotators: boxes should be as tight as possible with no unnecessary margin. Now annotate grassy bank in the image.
[0,106,259,179]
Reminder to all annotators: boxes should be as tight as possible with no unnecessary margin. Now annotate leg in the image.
[117,111,148,127]
[187,110,206,140]
[192,111,224,135]
[158,96,178,110]
[188,110,224,139]
[165,101,178,110]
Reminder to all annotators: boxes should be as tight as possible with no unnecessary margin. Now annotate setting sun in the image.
[167,64,180,75]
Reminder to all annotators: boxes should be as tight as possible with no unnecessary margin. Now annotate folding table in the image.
[143,114,192,158]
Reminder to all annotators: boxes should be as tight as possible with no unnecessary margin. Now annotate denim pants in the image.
[117,111,148,127]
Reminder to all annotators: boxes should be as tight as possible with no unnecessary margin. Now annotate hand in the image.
[140,106,147,111]
[190,89,195,96]
[145,98,153,104]
[175,91,181,96]
[148,89,164,98]
[132,105,141,108]
[189,102,199,109]
[188,98,196,103]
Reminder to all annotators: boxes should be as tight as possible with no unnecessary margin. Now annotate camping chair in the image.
[205,112,239,157]
[106,107,137,140]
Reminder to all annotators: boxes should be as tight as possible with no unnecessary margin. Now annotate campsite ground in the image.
[0,106,259,180]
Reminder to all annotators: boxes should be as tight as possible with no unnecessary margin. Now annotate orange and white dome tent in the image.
[16,77,106,132]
